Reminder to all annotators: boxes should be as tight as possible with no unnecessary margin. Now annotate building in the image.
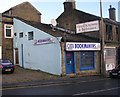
[118,1,120,22]
[57,1,120,73]
[1,0,120,76]
[0,2,41,63]
[13,16,101,75]
[12,0,120,76]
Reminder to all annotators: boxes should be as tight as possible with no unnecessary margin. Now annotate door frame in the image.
[14,48,19,65]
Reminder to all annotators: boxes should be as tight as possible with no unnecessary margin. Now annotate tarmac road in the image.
[2,77,120,96]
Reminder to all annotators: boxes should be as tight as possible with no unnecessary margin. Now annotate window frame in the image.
[4,24,13,38]
[79,51,95,71]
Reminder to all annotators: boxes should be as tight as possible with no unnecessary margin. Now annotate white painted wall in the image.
[13,18,62,75]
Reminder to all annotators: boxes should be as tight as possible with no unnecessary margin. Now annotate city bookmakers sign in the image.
[66,42,101,51]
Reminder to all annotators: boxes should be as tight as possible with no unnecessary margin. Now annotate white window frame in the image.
[4,24,13,38]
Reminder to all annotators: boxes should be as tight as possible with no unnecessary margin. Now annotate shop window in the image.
[19,32,23,38]
[80,52,95,70]
[28,31,34,40]
[4,24,13,38]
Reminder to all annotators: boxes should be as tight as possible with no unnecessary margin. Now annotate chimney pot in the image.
[110,5,112,8]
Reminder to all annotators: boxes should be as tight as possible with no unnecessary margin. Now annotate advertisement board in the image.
[76,20,99,33]
[34,38,54,45]
[104,48,116,71]
[66,42,100,51]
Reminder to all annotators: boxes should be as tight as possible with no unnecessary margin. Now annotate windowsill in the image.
[80,67,95,71]
[5,37,13,39]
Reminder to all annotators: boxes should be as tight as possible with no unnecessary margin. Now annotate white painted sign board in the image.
[66,42,101,51]
[76,20,99,33]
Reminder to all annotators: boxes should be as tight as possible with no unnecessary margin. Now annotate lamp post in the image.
[100,0,105,75]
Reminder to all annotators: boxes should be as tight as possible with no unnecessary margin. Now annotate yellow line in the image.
[2,78,110,91]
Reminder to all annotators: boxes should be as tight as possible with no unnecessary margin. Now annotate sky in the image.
[0,0,119,24]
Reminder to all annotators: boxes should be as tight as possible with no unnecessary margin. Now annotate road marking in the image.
[73,87,120,96]
[2,78,110,91]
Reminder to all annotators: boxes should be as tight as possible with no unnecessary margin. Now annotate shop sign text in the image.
[76,20,99,33]
[66,42,100,51]
[34,38,54,45]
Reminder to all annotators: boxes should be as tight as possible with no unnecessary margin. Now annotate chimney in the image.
[109,5,116,21]
[63,0,76,12]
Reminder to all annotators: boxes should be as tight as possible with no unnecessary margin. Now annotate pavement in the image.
[2,66,110,89]
[2,75,109,89]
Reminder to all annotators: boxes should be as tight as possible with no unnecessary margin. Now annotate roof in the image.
[57,8,100,23]
[57,8,120,26]
[103,18,120,26]
[14,17,99,42]
[2,2,41,15]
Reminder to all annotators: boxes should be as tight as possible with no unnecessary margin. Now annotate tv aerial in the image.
[51,19,57,31]
[51,19,57,26]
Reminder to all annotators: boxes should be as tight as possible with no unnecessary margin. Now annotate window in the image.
[116,27,118,35]
[28,31,34,40]
[116,27,119,41]
[4,24,13,38]
[106,24,113,40]
[80,52,95,70]
[19,32,23,38]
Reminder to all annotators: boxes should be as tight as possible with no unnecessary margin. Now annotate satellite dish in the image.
[51,19,57,26]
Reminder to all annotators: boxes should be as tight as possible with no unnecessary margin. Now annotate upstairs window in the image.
[116,27,119,41]
[106,24,113,40]
[4,24,13,38]
[28,31,34,40]
[19,32,23,38]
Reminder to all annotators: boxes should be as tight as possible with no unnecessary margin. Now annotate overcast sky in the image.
[0,0,119,23]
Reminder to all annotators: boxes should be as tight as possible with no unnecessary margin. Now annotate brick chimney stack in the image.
[63,0,76,12]
[109,5,116,21]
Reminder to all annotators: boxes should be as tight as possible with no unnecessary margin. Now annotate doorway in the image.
[65,52,75,74]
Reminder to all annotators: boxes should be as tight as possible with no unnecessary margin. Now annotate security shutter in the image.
[105,48,116,71]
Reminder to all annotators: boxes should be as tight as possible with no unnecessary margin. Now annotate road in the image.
[2,78,120,96]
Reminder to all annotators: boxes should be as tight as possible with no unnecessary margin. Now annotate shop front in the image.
[64,42,101,75]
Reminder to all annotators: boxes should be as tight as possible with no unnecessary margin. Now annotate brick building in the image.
[56,0,120,74]
[0,2,41,63]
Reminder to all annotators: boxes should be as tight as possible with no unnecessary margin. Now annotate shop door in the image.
[65,52,75,74]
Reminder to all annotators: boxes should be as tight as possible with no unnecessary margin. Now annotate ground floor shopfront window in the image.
[80,51,95,70]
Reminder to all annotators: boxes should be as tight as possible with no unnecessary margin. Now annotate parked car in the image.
[109,65,120,78]
[0,59,14,73]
